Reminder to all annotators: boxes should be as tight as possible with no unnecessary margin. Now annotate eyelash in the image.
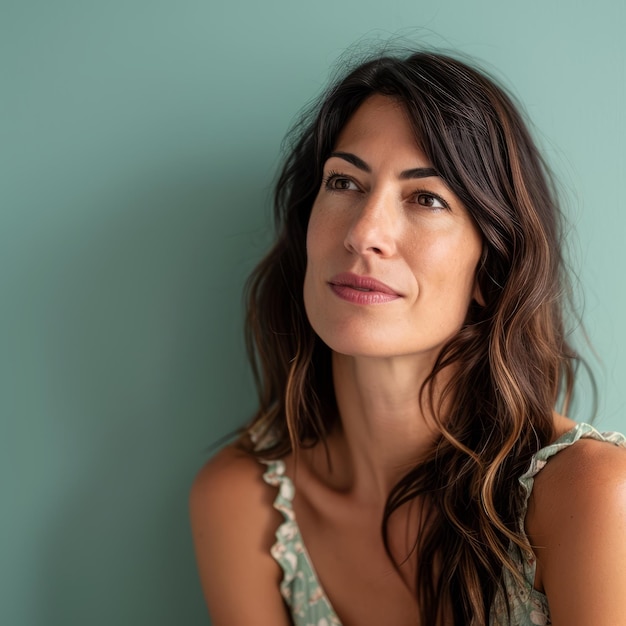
[322,170,354,190]
[411,188,450,211]
[321,171,451,211]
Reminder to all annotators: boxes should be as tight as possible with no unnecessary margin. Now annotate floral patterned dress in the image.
[257,423,626,626]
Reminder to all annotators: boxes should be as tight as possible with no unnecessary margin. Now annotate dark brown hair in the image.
[243,50,578,624]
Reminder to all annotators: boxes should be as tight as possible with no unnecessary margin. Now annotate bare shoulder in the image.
[191,442,271,512]
[190,443,290,626]
[527,428,626,625]
[537,414,626,497]
[532,429,626,500]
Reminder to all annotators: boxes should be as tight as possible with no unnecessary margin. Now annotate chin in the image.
[313,329,439,361]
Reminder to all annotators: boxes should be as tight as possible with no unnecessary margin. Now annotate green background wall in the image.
[2,0,624,624]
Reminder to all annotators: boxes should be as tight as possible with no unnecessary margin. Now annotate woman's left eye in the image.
[411,192,449,210]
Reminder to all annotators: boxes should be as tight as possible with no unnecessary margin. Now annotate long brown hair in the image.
[243,50,579,624]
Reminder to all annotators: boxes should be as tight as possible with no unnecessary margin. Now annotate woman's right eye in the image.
[323,172,359,191]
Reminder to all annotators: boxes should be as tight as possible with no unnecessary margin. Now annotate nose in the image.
[343,191,398,258]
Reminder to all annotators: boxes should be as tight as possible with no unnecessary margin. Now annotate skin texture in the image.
[190,447,291,626]
[525,432,626,625]
[190,95,626,625]
[303,95,483,363]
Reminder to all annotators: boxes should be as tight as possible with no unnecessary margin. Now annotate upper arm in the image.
[528,439,626,626]
[189,445,291,626]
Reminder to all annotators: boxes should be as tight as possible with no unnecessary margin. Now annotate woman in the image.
[190,50,626,625]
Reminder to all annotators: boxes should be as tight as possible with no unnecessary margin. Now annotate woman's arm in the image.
[527,438,626,625]
[190,445,291,626]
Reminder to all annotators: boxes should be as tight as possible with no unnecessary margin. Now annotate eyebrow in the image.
[329,151,439,180]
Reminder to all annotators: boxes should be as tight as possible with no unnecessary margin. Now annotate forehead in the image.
[331,94,430,167]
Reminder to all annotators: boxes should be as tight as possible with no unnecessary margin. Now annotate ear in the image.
[472,279,486,306]
[472,244,487,306]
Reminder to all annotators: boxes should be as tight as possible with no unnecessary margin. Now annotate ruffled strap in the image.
[492,423,626,625]
[260,459,341,625]
[518,423,626,502]
[260,460,298,590]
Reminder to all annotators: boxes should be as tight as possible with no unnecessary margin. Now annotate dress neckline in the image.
[256,422,626,625]
[259,457,341,621]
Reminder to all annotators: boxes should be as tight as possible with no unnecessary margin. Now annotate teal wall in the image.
[2,1,624,624]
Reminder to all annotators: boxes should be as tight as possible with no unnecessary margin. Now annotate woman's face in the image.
[303,94,483,363]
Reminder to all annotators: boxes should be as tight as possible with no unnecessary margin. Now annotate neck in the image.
[324,351,446,505]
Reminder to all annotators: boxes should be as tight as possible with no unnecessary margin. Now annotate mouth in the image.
[328,272,402,304]
[328,272,401,296]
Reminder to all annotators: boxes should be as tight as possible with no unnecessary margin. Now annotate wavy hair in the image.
[243,50,579,624]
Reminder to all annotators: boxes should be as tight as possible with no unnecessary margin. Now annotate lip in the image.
[328,272,402,305]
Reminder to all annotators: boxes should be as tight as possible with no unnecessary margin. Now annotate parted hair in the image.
[243,50,578,624]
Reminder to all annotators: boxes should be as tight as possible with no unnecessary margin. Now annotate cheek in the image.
[305,202,320,256]
[305,204,336,263]
[303,255,328,346]
[452,234,484,302]
[303,209,324,320]
[305,217,316,261]
[416,228,483,295]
